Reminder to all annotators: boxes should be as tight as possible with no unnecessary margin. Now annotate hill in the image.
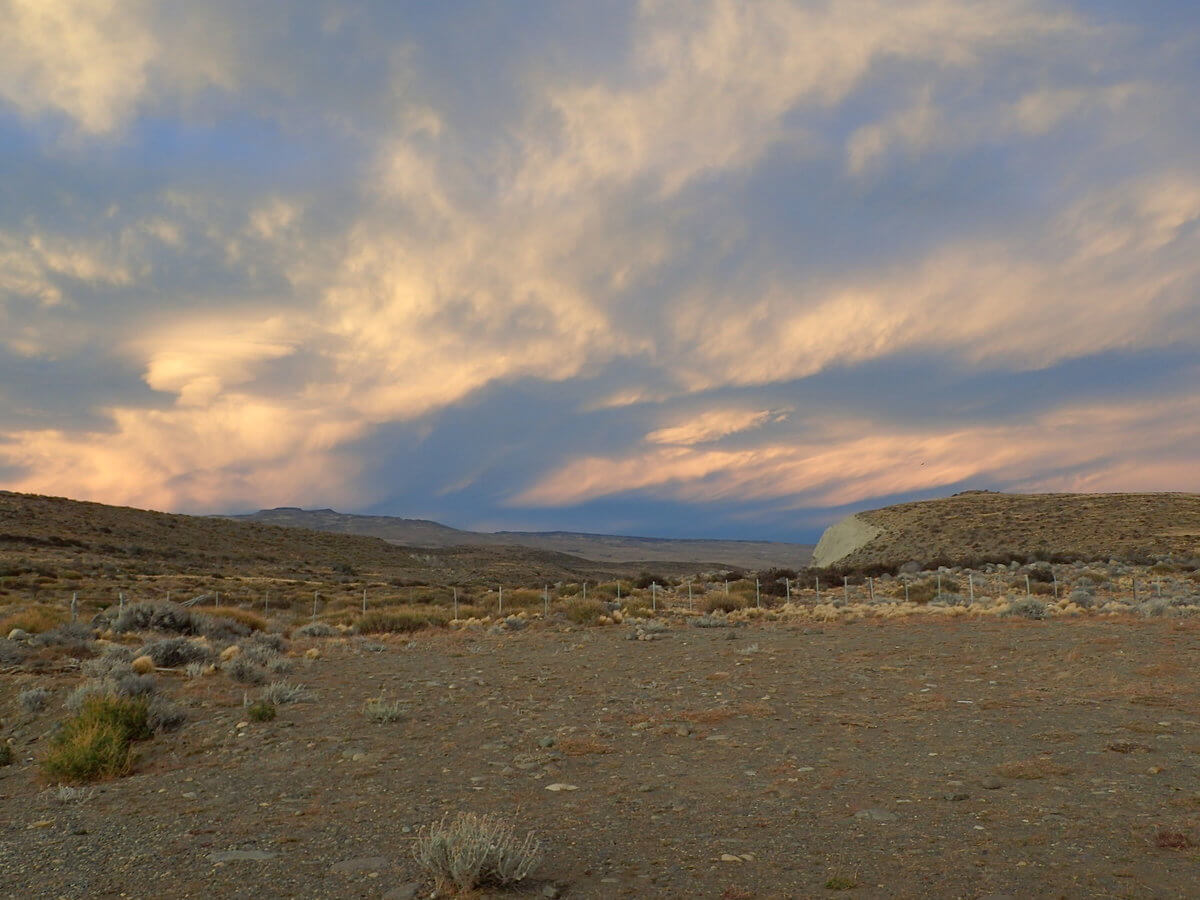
[812,490,1200,572]
[0,491,718,590]
[228,508,814,571]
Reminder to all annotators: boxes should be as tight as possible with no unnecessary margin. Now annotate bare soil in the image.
[3,617,1198,899]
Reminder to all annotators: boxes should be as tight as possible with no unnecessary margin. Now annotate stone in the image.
[541,885,562,898]
[545,783,579,792]
[330,856,390,874]
[383,884,421,900]
[538,736,555,748]
[981,776,1005,790]
[209,849,278,862]
[853,808,898,823]
[943,792,970,802]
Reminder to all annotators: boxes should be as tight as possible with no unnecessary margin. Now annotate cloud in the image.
[646,408,783,445]
[0,1,1197,535]
[515,390,1200,510]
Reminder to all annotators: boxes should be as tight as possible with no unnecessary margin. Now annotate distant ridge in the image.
[812,491,1200,571]
[229,508,814,571]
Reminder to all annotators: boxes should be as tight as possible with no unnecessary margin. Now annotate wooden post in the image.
[312,591,318,622]
[498,586,503,616]
[815,577,821,604]
[904,581,910,603]
[652,582,657,612]
[1052,574,1058,600]
[543,585,548,617]
[71,592,78,622]
[968,573,974,603]
[582,582,587,602]
[725,580,729,596]
[868,577,875,603]
[688,581,693,610]
[785,578,790,602]
[362,588,367,615]
[1025,575,1031,597]
[755,579,761,608]
[616,582,621,601]
[453,586,459,620]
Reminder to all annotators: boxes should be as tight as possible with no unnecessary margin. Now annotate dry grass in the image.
[0,606,67,634]
[194,606,267,631]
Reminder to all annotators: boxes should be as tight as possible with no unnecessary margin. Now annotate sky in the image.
[1,0,1198,543]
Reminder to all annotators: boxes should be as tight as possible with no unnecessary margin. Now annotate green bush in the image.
[702,594,747,614]
[41,695,150,782]
[247,701,276,722]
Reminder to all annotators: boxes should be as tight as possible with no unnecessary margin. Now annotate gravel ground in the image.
[2,617,1198,898]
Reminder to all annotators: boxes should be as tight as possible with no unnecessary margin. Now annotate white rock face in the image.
[811,514,882,567]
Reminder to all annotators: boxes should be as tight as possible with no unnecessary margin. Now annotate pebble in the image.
[981,776,1005,790]
[383,884,421,900]
[943,792,970,801]
[853,808,898,823]
[545,783,579,792]
[208,850,277,862]
[330,856,390,874]
[538,736,555,748]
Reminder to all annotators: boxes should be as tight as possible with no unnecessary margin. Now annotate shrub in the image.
[0,742,12,766]
[363,697,404,723]
[113,673,157,698]
[0,607,67,635]
[193,606,267,632]
[632,572,667,589]
[702,595,746,614]
[41,695,150,783]
[0,639,26,666]
[563,598,607,625]
[226,657,268,685]
[356,607,449,634]
[260,681,308,704]
[147,697,186,732]
[295,621,337,638]
[413,811,542,894]
[112,602,197,635]
[246,701,276,722]
[19,687,50,713]
[138,637,214,668]
[1008,598,1047,620]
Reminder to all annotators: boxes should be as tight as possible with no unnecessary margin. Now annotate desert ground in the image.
[2,563,1199,899]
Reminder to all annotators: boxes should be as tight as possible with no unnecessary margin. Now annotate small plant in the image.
[563,598,607,625]
[52,785,96,804]
[194,606,267,631]
[702,595,746,614]
[356,607,449,634]
[363,696,404,723]
[138,637,214,668]
[413,811,542,895]
[226,656,268,685]
[825,875,857,890]
[295,621,337,638]
[19,687,50,714]
[0,606,67,635]
[40,695,151,783]
[1007,598,1047,620]
[260,681,308,704]
[246,701,276,722]
[0,742,13,766]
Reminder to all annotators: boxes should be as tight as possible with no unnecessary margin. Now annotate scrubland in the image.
[2,556,1199,898]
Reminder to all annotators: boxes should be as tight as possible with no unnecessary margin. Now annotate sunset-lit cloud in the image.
[1,1,1197,538]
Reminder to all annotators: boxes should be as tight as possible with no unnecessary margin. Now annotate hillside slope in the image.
[0,492,711,587]
[230,508,814,570]
[813,491,1200,571]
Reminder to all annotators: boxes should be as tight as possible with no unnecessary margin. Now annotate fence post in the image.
[652,582,657,612]
[453,586,459,620]
[1025,575,1031,597]
[312,591,318,622]
[71,592,78,622]
[582,582,587,602]
[936,572,942,600]
[815,577,821,604]
[688,581,693,610]
[755,579,761,608]
[785,578,790,602]
[543,585,548,617]
[868,576,875,603]
[1052,574,1058,600]
[968,573,974,603]
[1133,578,1138,604]
[498,586,503,616]
[362,587,367,615]
[843,577,849,604]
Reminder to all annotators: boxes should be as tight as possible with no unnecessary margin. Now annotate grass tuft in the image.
[413,811,542,894]
[40,694,151,783]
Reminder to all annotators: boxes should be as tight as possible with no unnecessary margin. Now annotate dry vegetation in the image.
[828,490,1200,574]
[1,490,1199,896]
